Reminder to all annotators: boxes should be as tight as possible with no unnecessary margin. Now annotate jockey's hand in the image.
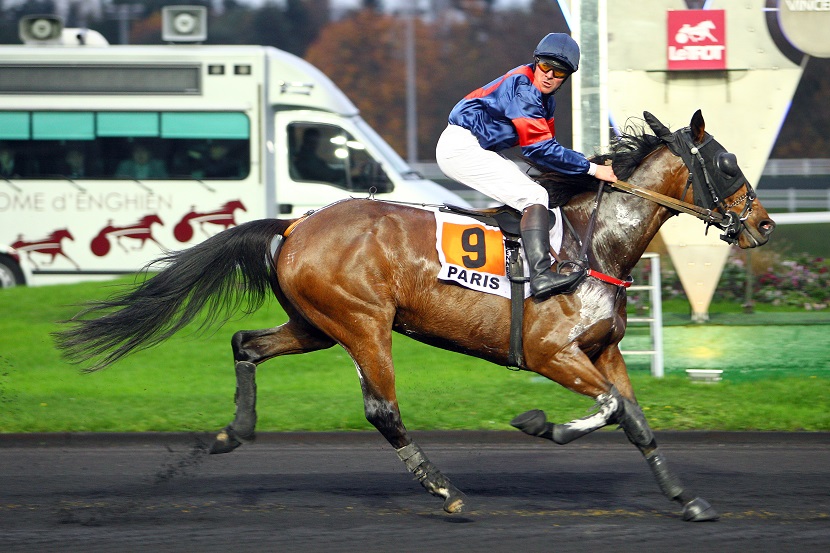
[594,164,617,183]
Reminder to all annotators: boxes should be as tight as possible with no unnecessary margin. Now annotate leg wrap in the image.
[396,443,428,473]
[553,387,622,444]
[396,442,466,514]
[618,397,655,449]
[230,361,257,440]
[646,448,719,521]
[645,449,685,501]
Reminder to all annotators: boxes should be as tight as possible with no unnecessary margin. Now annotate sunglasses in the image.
[535,58,572,79]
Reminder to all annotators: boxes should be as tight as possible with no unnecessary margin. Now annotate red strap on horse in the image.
[586,269,633,288]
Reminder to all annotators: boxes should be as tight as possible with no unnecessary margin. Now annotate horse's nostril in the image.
[761,220,776,236]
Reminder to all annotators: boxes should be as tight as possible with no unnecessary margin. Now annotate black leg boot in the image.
[520,204,585,298]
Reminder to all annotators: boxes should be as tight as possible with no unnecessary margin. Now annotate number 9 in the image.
[461,227,486,269]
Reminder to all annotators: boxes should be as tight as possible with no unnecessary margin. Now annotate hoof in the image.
[510,409,548,436]
[443,492,467,514]
[209,428,246,455]
[682,497,719,522]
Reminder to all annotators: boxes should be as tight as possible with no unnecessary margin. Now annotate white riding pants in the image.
[436,124,548,212]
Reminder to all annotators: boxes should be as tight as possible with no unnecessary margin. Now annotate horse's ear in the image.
[643,111,673,142]
[690,109,706,144]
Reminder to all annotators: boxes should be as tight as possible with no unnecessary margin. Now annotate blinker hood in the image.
[668,128,748,209]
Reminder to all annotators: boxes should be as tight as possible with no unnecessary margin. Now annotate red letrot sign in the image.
[667,9,727,71]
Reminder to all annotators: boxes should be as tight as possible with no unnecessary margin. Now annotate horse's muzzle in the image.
[741,217,776,248]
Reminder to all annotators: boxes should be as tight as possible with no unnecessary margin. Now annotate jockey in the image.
[436,33,617,298]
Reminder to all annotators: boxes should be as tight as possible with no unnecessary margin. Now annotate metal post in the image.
[570,0,608,156]
[405,9,418,164]
[743,249,754,314]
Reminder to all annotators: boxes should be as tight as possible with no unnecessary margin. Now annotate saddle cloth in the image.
[433,208,563,299]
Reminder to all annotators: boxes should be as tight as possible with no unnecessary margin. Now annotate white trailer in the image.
[0,11,465,286]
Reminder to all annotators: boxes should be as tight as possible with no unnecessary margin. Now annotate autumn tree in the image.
[305,0,573,159]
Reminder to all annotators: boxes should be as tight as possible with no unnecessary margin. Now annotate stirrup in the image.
[531,268,586,298]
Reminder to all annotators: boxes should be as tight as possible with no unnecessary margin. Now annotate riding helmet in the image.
[533,33,580,72]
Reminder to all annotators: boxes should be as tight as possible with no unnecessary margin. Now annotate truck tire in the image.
[0,255,26,288]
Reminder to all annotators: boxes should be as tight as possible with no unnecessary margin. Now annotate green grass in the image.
[1,277,828,433]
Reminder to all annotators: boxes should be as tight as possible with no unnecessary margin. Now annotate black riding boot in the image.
[520,204,585,298]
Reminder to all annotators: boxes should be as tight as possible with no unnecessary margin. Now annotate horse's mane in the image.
[531,118,665,207]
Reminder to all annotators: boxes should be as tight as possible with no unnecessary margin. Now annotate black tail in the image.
[53,218,292,371]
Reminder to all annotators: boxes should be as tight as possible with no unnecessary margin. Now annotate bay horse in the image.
[55,111,775,521]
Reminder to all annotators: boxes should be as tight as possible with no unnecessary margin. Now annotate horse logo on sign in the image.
[667,10,726,70]
[11,229,80,270]
[675,20,717,44]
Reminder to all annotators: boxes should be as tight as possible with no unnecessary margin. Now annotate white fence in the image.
[757,188,830,212]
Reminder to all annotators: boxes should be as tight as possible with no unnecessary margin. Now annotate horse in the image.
[54,110,775,521]
[90,215,165,256]
[12,229,79,270]
[173,200,247,242]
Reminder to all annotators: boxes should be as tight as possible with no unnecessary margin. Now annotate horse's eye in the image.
[716,152,739,177]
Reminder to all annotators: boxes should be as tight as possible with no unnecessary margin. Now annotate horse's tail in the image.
[53,218,293,372]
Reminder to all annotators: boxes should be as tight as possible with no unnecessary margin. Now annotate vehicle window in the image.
[288,122,390,193]
[0,111,250,180]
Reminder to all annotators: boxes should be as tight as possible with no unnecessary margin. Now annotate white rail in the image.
[757,188,830,212]
[621,252,664,378]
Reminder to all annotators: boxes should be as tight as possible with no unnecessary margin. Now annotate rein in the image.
[606,177,729,227]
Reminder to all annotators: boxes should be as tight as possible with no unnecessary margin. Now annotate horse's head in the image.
[644,110,775,248]
[52,229,74,241]
[225,200,247,212]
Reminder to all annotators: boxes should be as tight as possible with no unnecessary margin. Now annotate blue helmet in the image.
[533,33,580,72]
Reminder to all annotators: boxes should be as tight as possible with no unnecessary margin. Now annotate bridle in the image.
[607,121,756,245]
[538,111,758,291]
[671,126,756,244]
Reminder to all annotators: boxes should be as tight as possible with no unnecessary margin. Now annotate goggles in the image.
[535,57,572,79]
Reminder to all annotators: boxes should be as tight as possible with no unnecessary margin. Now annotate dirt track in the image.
[1,431,827,553]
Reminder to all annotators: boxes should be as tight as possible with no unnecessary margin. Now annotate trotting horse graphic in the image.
[675,21,717,44]
[173,200,247,242]
[90,215,165,257]
[56,111,775,521]
[11,229,80,270]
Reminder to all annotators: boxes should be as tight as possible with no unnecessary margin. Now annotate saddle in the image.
[440,203,557,238]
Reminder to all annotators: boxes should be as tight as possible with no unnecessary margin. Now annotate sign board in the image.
[606,0,805,320]
[777,0,830,57]
[667,9,726,70]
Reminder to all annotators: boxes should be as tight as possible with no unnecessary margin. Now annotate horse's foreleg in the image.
[513,344,624,443]
[617,396,719,522]
[210,321,335,455]
[511,386,622,444]
[602,346,718,522]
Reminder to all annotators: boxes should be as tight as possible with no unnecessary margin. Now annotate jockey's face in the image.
[534,63,568,94]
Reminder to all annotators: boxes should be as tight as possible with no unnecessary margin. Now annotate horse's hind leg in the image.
[210,320,335,454]
[335,331,466,513]
[210,360,258,454]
